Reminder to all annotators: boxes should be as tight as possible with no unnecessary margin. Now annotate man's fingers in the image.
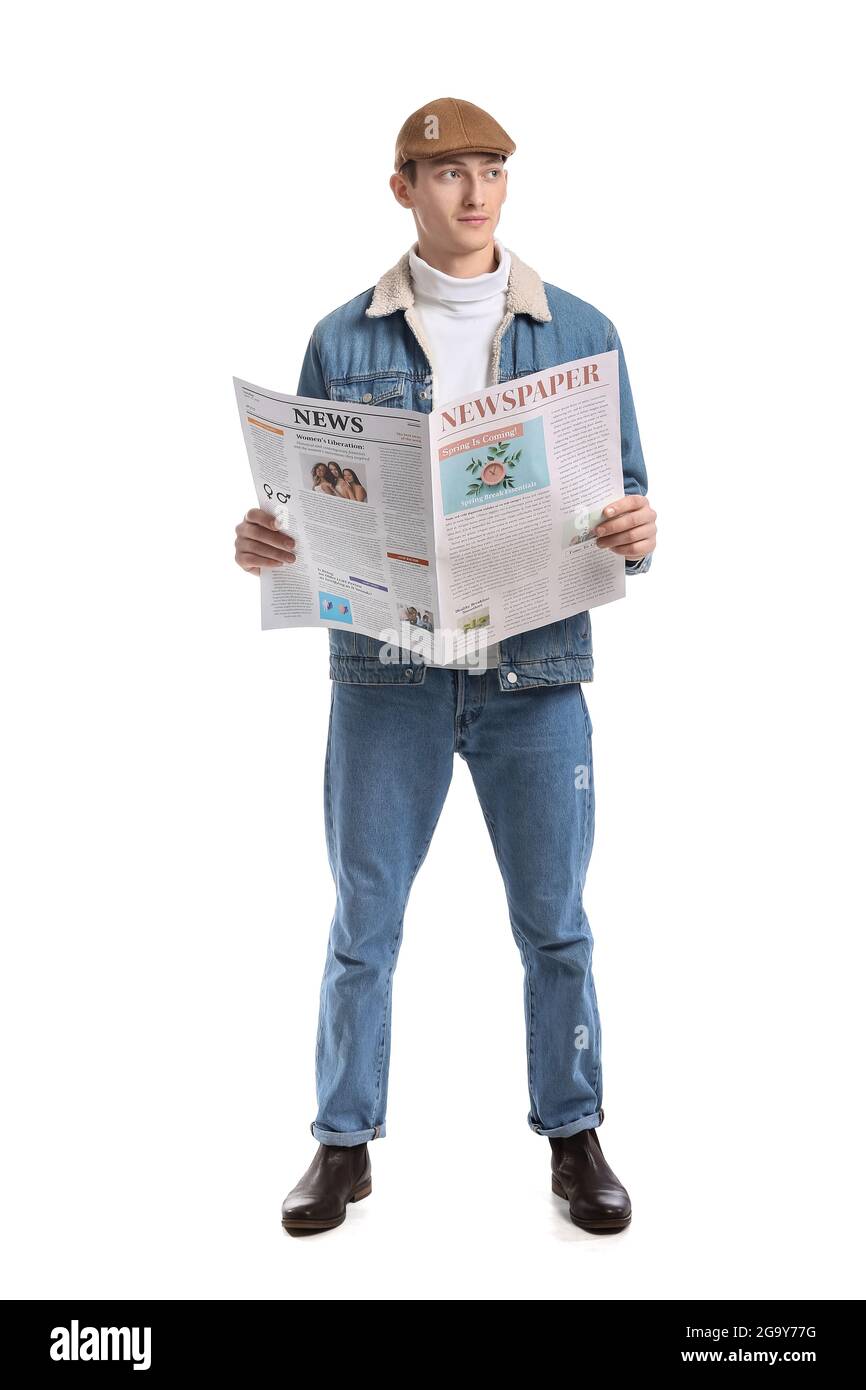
[248,522,296,551]
[609,539,654,557]
[237,515,297,546]
[602,494,647,518]
[236,551,288,572]
[596,504,656,538]
[236,538,297,565]
[599,523,656,553]
[236,520,296,552]
[245,507,283,529]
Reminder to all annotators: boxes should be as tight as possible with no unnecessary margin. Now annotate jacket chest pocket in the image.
[328,372,407,407]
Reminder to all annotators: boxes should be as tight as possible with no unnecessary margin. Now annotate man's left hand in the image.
[594,495,657,560]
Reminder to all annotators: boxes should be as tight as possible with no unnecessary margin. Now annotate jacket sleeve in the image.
[296,328,329,400]
[606,317,653,576]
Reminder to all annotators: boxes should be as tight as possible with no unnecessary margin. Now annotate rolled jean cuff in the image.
[529,1108,603,1138]
[310,1121,384,1145]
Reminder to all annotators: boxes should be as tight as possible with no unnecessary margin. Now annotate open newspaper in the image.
[233,351,626,665]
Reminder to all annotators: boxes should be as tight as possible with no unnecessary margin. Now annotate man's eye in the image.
[439,168,501,179]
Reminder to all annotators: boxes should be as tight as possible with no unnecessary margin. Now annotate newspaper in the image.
[233,350,626,666]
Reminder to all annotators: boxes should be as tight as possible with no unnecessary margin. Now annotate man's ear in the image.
[390,171,413,209]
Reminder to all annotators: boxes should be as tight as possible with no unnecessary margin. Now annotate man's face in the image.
[391,152,507,254]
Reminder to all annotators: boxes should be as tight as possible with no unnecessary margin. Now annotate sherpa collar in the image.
[366,245,552,323]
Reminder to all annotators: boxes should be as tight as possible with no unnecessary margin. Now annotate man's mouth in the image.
[458,216,488,224]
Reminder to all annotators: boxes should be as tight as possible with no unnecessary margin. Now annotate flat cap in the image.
[394,97,516,173]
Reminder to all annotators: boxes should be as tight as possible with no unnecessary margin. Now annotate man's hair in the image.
[399,152,507,185]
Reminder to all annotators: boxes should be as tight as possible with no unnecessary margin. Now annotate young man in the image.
[234,97,657,1236]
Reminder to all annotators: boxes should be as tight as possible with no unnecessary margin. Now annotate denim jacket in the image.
[296,246,652,691]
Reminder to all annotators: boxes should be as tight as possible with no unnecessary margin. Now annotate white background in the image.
[2,0,863,1301]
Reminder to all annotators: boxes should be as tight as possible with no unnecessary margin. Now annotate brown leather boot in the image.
[281,1142,372,1235]
[549,1126,631,1233]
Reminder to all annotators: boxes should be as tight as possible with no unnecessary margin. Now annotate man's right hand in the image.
[234,508,297,576]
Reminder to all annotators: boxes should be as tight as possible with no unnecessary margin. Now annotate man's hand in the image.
[594,495,657,560]
[234,508,297,575]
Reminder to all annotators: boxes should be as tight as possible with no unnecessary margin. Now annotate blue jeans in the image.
[310,666,604,1145]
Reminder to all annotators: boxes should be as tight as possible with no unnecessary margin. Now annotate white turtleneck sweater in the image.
[408,238,509,672]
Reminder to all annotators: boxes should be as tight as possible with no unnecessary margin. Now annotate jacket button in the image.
[507,671,518,684]
[403,667,413,678]
[361,392,373,402]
